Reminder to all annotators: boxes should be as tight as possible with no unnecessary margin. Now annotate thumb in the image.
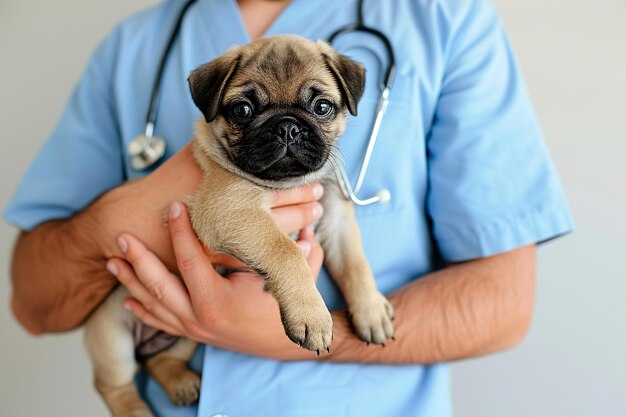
[168,201,221,294]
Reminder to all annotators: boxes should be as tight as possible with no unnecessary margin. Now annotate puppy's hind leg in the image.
[145,338,200,406]
[85,287,153,417]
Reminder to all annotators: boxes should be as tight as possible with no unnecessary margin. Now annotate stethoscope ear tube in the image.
[326,0,396,206]
[353,87,390,195]
[327,24,396,92]
[335,162,391,206]
[128,0,198,171]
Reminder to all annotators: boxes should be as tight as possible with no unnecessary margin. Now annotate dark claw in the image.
[391,336,396,341]
[316,349,320,357]
[381,343,386,347]
[365,341,370,346]
[326,347,330,353]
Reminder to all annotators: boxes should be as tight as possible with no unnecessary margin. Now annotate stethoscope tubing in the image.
[145,0,199,136]
[326,0,396,204]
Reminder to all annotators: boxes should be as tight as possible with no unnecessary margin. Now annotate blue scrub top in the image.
[5,0,573,416]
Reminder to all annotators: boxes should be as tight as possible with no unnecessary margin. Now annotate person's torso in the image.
[114,0,457,415]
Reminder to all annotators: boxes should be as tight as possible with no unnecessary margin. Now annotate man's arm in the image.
[110,204,536,364]
[11,217,113,335]
[327,244,536,364]
[9,146,203,334]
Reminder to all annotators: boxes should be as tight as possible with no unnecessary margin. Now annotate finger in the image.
[206,251,248,270]
[271,202,323,235]
[298,225,324,279]
[168,201,221,299]
[271,183,324,208]
[200,242,248,270]
[116,233,197,321]
[109,258,187,330]
[226,271,267,289]
[117,233,182,299]
[123,298,184,337]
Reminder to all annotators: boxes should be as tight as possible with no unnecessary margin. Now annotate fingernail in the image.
[169,202,182,219]
[313,184,324,199]
[312,202,324,220]
[123,301,132,311]
[106,261,118,276]
[297,240,311,256]
[117,236,128,254]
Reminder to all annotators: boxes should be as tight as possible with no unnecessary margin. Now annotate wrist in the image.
[322,310,352,362]
[78,183,135,259]
[84,145,203,264]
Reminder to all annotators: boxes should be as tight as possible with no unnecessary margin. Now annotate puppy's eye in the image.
[313,99,333,117]
[231,102,254,120]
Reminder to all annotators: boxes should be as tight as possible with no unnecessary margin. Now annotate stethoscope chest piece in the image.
[128,133,167,171]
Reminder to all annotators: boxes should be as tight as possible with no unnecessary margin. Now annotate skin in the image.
[9,0,536,365]
[237,0,293,40]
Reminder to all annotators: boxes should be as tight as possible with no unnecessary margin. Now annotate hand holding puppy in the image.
[108,200,325,361]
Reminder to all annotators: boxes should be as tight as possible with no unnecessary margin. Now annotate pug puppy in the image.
[84,35,394,417]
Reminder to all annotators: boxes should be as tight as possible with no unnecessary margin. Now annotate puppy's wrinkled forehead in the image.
[224,36,341,105]
[188,34,365,122]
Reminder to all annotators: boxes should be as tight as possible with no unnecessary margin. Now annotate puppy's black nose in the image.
[274,118,301,145]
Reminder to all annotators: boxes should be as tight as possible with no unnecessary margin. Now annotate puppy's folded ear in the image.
[321,47,366,116]
[188,49,241,122]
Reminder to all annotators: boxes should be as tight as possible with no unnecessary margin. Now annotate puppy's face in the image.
[188,35,365,182]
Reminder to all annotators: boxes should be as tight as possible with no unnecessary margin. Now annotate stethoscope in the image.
[128,0,395,206]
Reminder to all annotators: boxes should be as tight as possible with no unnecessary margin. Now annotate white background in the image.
[1,1,625,416]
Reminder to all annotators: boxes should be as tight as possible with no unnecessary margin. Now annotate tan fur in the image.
[84,35,393,417]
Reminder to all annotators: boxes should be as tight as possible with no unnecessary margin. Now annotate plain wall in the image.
[1,1,624,416]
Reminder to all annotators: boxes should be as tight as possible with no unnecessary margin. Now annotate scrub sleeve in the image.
[426,0,573,261]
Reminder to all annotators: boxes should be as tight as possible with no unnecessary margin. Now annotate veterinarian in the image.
[5,0,573,416]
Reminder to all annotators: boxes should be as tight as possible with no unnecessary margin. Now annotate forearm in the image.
[325,245,536,364]
[9,145,202,334]
[10,198,119,334]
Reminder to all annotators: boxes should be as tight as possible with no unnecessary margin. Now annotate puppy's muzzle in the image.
[233,114,329,181]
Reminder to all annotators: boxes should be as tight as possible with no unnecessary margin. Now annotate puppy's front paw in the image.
[279,294,333,354]
[350,292,395,345]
